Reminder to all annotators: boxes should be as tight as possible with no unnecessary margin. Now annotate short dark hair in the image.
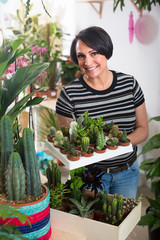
[70,26,113,64]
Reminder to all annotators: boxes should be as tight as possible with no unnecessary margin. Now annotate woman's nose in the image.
[84,56,92,66]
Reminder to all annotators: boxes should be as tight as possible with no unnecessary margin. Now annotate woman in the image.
[56,26,148,199]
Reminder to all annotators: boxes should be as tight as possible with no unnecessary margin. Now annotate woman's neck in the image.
[83,70,113,91]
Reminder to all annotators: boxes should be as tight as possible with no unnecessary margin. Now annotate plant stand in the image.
[45,140,133,170]
[50,201,142,240]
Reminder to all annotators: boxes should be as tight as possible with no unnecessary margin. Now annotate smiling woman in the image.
[56,26,148,200]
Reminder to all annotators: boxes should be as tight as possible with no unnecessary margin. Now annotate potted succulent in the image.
[67,144,81,161]
[0,116,51,239]
[106,137,119,150]
[138,116,160,240]
[0,39,51,239]
[118,130,131,146]
[60,136,72,154]
[81,136,94,157]
[95,129,107,153]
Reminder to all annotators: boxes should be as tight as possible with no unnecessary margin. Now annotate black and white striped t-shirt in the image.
[56,71,145,167]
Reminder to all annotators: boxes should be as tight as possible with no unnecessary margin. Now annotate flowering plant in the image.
[61,56,81,84]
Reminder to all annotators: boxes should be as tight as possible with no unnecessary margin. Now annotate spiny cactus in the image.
[60,136,71,151]
[96,129,106,150]
[81,136,90,152]
[108,125,119,138]
[53,130,64,147]
[107,137,119,147]
[102,194,125,225]
[120,130,128,143]
[46,160,61,189]
[23,128,41,196]
[49,126,56,138]
[0,115,14,192]
[6,152,25,201]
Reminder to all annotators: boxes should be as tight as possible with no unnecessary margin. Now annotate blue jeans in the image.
[100,159,139,199]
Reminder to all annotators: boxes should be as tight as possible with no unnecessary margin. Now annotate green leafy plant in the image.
[50,183,70,209]
[0,204,30,240]
[138,116,160,232]
[113,0,160,12]
[0,38,49,122]
[61,55,81,84]
[69,195,99,218]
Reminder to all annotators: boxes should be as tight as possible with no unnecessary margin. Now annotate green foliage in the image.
[39,107,58,141]
[81,136,90,152]
[138,116,160,231]
[60,137,71,151]
[113,0,160,12]
[50,183,70,209]
[0,204,30,240]
[69,196,99,218]
[0,39,49,122]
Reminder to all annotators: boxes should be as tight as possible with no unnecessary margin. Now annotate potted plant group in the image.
[138,116,160,240]
[45,160,142,240]
[0,39,51,239]
[61,55,81,85]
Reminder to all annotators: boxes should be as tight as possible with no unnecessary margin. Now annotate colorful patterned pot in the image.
[0,184,51,240]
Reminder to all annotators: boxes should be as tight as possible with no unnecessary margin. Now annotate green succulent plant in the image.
[107,137,119,147]
[69,196,99,218]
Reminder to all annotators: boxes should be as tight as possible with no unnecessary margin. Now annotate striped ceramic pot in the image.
[0,184,51,240]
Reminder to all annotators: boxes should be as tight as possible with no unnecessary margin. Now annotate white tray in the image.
[45,140,133,170]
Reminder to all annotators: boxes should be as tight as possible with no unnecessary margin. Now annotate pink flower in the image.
[31,45,48,56]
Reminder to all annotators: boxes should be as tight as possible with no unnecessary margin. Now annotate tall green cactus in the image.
[6,152,25,200]
[23,128,41,196]
[46,160,61,189]
[81,136,89,152]
[96,129,106,150]
[0,115,14,192]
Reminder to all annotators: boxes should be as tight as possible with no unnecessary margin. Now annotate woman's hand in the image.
[127,102,149,146]
[56,114,73,129]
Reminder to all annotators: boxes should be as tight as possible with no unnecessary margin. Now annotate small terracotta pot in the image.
[53,144,60,149]
[56,158,64,166]
[119,140,130,146]
[47,89,57,98]
[60,149,70,155]
[94,146,107,154]
[106,144,118,150]
[67,154,80,161]
[82,151,94,157]
[47,136,54,143]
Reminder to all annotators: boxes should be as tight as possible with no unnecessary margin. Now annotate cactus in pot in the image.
[95,129,106,152]
[0,115,41,199]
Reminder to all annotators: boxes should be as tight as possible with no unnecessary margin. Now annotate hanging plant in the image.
[113,0,160,12]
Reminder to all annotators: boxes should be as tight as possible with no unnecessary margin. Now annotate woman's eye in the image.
[91,51,98,56]
[77,54,85,60]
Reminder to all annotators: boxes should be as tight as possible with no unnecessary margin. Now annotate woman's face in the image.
[76,40,108,79]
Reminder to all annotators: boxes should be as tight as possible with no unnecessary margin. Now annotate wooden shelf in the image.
[76,0,111,18]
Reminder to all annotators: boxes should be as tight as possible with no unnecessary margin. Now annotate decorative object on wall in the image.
[128,12,134,44]
[76,0,111,18]
[135,15,158,44]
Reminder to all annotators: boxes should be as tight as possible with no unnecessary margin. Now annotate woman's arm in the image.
[57,113,73,129]
[127,102,149,146]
